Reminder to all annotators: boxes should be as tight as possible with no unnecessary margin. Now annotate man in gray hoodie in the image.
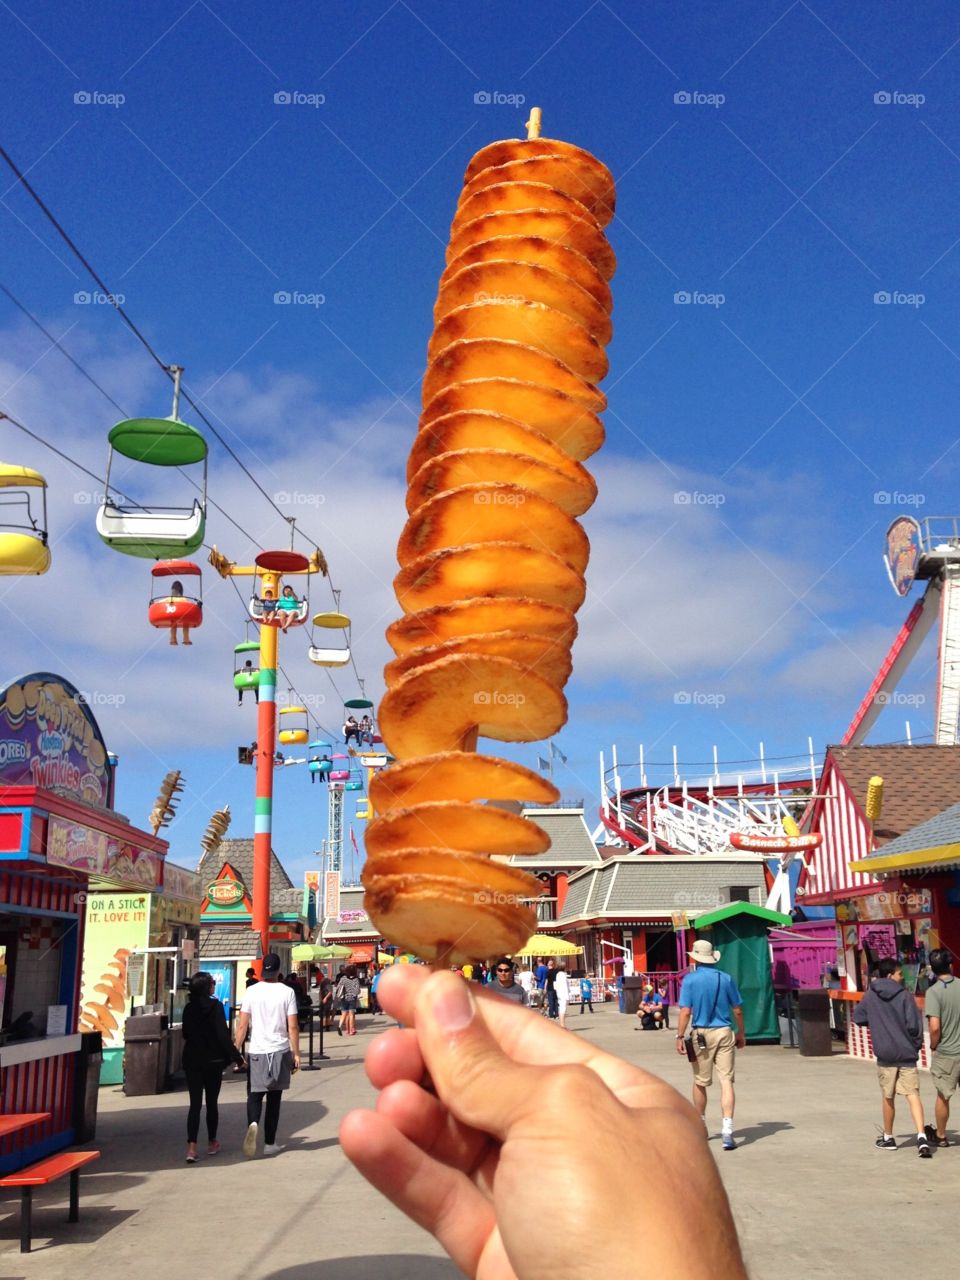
[853,957,932,1157]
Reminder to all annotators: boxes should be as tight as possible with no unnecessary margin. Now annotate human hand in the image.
[735,1033,746,1050]
[340,967,745,1280]
[675,1035,689,1056]
[292,1052,301,1073]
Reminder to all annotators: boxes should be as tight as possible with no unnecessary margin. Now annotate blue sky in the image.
[2,1,960,884]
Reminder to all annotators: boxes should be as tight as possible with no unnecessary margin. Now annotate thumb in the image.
[414,972,543,1140]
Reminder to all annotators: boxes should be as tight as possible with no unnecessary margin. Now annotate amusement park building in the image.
[318,884,380,964]
[505,807,603,922]
[556,853,769,980]
[197,838,309,1006]
[798,743,960,990]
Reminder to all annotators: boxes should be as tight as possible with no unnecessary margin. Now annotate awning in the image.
[848,842,960,875]
[350,946,374,963]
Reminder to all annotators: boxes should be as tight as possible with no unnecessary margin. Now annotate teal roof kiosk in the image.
[692,903,792,1044]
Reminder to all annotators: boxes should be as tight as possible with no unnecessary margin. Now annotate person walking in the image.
[555,964,570,1028]
[922,948,960,1148]
[544,959,559,1019]
[579,973,594,1014]
[234,953,300,1158]
[336,964,362,1036]
[675,939,746,1151]
[369,965,383,1016]
[852,957,931,1157]
[182,972,244,1163]
[491,959,526,1004]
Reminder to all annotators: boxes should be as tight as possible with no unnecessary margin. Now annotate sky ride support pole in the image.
[253,568,280,970]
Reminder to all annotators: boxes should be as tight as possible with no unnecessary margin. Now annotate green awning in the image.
[694,902,792,929]
[108,416,207,465]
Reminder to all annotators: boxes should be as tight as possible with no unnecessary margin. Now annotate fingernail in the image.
[433,978,475,1033]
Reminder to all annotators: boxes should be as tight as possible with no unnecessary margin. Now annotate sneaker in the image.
[721,1132,736,1151]
[207,1141,221,1157]
[918,1134,933,1158]
[263,1143,284,1156]
[242,1122,259,1159]
[875,1136,897,1149]
[925,1124,950,1148]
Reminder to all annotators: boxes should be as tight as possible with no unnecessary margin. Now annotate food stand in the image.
[0,672,171,1170]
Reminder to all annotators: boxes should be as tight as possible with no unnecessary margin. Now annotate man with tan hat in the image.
[675,939,745,1151]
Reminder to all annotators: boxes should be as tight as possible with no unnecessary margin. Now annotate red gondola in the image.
[149,560,203,645]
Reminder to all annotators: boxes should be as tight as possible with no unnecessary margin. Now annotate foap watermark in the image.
[76,690,126,708]
[874,290,925,307]
[74,90,125,108]
[873,691,925,707]
[474,489,525,506]
[73,489,107,506]
[874,90,925,108]
[473,690,526,707]
[473,91,526,106]
[673,890,725,908]
[873,491,925,506]
[674,290,725,308]
[674,490,726,506]
[876,890,929,907]
[674,90,725,108]
[674,690,726,707]
[74,290,125,306]
[274,490,326,507]
[474,890,527,906]
[274,290,325,307]
[474,291,527,306]
[274,90,325,107]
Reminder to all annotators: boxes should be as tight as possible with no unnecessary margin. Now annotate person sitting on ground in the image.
[491,958,526,1005]
[638,983,665,1030]
[339,965,747,1280]
[852,956,932,1157]
[277,584,300,630]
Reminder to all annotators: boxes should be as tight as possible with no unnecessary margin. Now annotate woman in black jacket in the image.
[182,972,244,1163]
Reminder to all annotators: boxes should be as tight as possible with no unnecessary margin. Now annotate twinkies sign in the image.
[47,816,162,889]
[0,673,111,805]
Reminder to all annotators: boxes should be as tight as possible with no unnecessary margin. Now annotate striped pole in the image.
[253,569,280,967]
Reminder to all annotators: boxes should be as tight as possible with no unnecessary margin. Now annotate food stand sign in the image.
[0,673,111,806]
[206,878,244,907]
[884,516,923,598]
[47,815,163,888]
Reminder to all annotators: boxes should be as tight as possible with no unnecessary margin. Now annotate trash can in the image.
[796,988,832,1057]
[73,1031,102,1141]
[621,975,644,1016]
[123,1013,169,1095]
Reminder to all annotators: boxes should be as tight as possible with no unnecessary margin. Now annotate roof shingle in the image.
[197,838,300,917]
[826,745,960,846]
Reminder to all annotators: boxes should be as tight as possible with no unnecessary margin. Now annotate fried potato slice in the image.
[378,653,567,757]
[369,750,560,809]
[408,448,596,518]
[387,596,577,656]
[435,261,612,345]
[452,182,599,234]
[443,236,612,312]
[395,544,586,614]
[398,483,589,573]
[408,410,594,484]
[421,379,605,460]
[384,630,573,689]
[459,156,614,224]
[364,848,544,894]
[465,136,616,200]
[364,873,539,964]
[366,803,550,857]
[447,210,617,281]
[422,339,606,415]
[428,300,608,384]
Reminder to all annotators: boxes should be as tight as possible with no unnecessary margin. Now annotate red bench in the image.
[0,1149,100,1253]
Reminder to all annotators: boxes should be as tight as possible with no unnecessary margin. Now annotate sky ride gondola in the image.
[308,610,351,667]
[278,705,309,745]
[148,560,202,644]
[308,739,333,783]
[233,640,260,703]
[96,371,208,559]
[0,464,50,575]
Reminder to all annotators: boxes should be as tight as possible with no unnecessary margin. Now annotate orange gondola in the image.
[149,560,203,644]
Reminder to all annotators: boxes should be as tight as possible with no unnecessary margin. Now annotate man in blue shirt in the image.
[675,939,745,1151]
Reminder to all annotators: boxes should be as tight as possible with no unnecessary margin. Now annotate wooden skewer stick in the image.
[435,941,454,972]
[525,107,542,139]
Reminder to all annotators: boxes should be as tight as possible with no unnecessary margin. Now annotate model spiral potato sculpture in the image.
[364,117,616,964]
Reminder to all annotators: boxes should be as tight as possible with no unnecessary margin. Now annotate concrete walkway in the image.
[0,1006,951,1279]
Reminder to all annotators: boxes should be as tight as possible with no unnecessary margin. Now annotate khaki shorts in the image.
[691,1027,736,1087]
[877,1065,920,1100]
[930,1052,960,1099]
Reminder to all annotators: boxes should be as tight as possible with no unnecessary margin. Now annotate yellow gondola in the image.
[0,465,50,575]
[309,610,351,667]
[278,705,309,745]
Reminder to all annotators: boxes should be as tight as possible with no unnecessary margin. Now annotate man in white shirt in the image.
[235,953,300,1157]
